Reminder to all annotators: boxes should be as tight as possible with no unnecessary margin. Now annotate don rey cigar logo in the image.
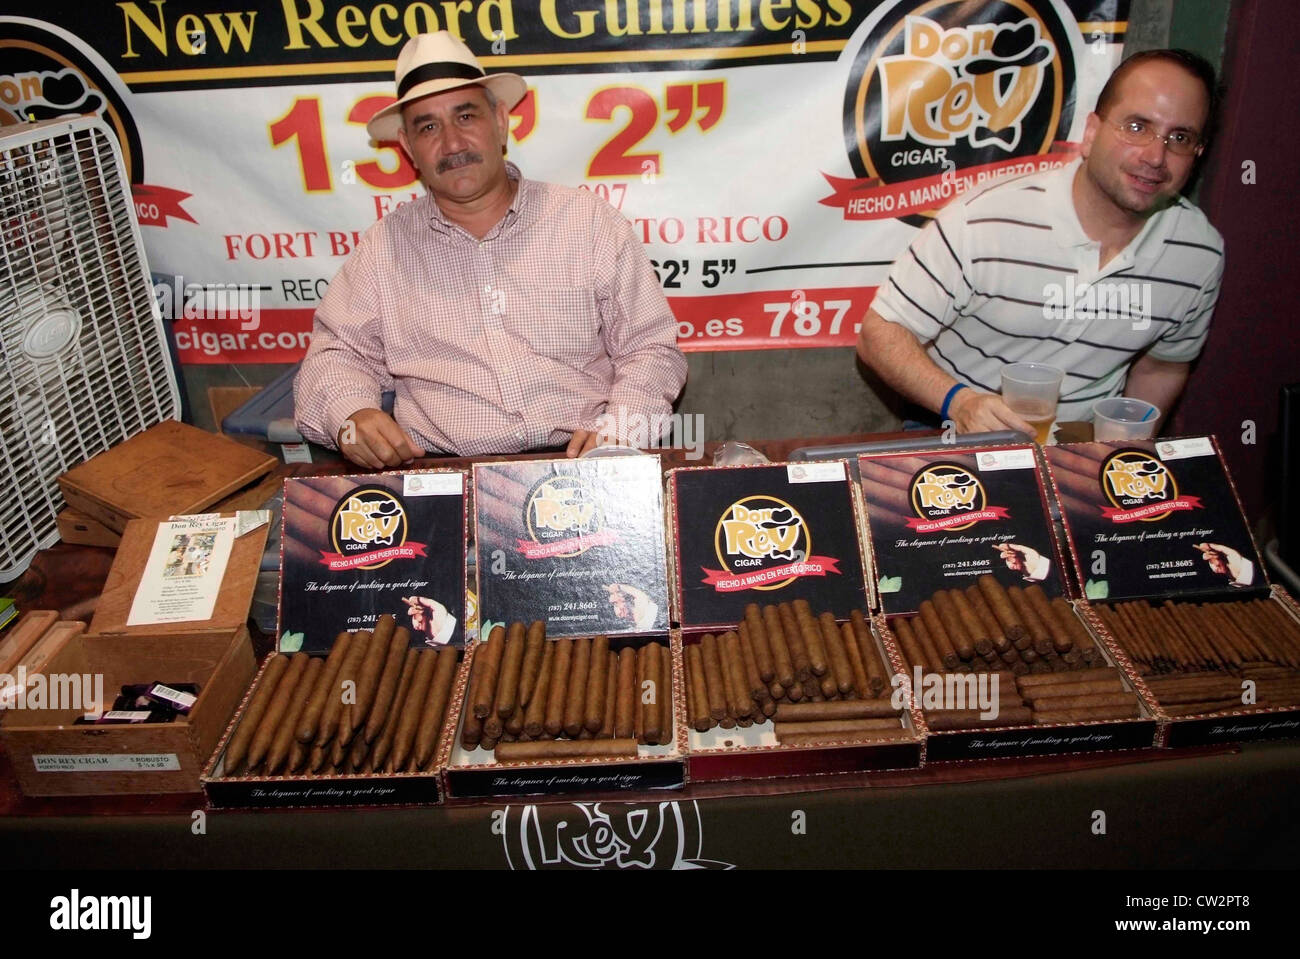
[1100,451,1202,524]
[518,476,615,559]
[701,496,841,593]
[322,487,427,571]
[907,463,1008,533]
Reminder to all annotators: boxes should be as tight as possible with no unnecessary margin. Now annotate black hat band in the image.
[397,61,486,98]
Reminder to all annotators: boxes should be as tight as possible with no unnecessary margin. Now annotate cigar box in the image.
[200,644,457,809]
[57,420,278,534]
[441,634,686,800]
[278,469,469,654]
[857,444,1158,759]
[0,514,267,795]
[1043,436,1300,746]
[56,507,122,548]
[473,455,670,641]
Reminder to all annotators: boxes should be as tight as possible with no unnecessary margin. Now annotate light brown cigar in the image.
[919,600,960,669]
[699,633,727,721]
[977,575,1027,646]
[483,654,508,742]
[802,678,822,699]
[356,614,397,729]
[287,741,307,774]
[479,735,499,752]
[818,669,838,699]
[519,621,546,705]
[249,652,309,770]
[1189,603,1240,667]
[1008,587,1053,657]
[659,642,674,745]
[544,638,573,737]
[504,696,526,738]
[924,707,1033,730]
[850,610,886,696]
[763,605,796,688]
[785,679,804,702]
[719,630,751,720]
[774,699,899,721]
[371,649,418,770]
[496,622,527,719]
[391,646,438,772]
[365,625,412,743]
[892,616,930,672]
[615,646,637,739]
[1016,667,1121,687]
[601,650,618,738]
[639,642,663,744]
[1025,691,1135,710]
[779,602,812,681]
[769,681,786,700]
[1146,685,1242,706]
[909,615,945,678]
[775,719,902,737]
[495,739,639,761]
[933,590,975,661]
[841,621,872,699]
[308,742,328,774]
[563,636,590,738]
[948,588,991,656]
[298,632,351,744]
[224,654,288,774]
[1024,585,1072,654]
[793,599,829,676]
[744,603,775,683]
[1049,598,1091,657]
[413,646,460,768]
[818,612,855,695]
[776,729,908,746]
[460,648,485,750]
[1160,700,1246,716]
[330,732,347,770]
[348,728,371,771]
[1018,679,1127,703]
[584,635,610,733]
[267,655,324,774]
[1165,601,1218,668]
[472,625,506,720]
[319,630,369,747]
[760,697,778,718]
[736,621,766,700]
[687,644,712,731]
[523,641,556,738]
[1033,703,1140,723]
[966,585,1009,654]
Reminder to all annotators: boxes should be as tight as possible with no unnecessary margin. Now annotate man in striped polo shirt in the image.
[856,49,1224,435]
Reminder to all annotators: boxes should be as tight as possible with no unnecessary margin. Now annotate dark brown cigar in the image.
[391,645,438,770]
[298,632,351,744]
[1032,703,1140,723]
[518,620,546,705]
[356,615,399,730]
[949,588,991,656]
[370,649,418,771]
[977,575,1027,646]
[736,621,767,701]
[495,739,639,761]
[774,719,902,737]
[774,699,898,721]
[1008,587,1053,657]
[686,643,712,731]
[523,641,556,738]
[841,621,872,699]
[720,630,751,719]
[601,649,618,738]
[659,641,674,745]
[779,602,812,681]
[472,624,506,720]
[225,654,287,774]
[819,612,855,695]
[919,600,960,669]
[640,641,663,744]
[892,616,930,672]
[966,585,1009,653]
[850,609,886,696]
[320,630,370,747]
[496,622,527,719]
[365,625,412,743]
[267,655,323,774]
[563,637,591,738]
[615,645,636,738]
[421,646,463,769]
[744,603,776,683]
[700,633,728,720]
[776,729,908,746]
[763,604,797,688]
[584,635,610,733]
[793,599,829,676]
[1024,586,1072,654]
[545,639,573,737]
[933,590,975,662]
[924,706,1033,729]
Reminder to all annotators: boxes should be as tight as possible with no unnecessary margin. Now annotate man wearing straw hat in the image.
[295,32,686,466]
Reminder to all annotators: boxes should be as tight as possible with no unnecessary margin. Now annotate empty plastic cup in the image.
[1092,397,1160,441]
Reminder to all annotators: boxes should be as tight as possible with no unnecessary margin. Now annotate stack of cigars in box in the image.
[462,622,673,762]
[217,614,458,777]
[684,600,910,746]
[890,575,1143,728]
[1093,598,1300,716]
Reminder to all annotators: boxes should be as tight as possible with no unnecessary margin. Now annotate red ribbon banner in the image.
[701,556,842,592]
[904,506,1011,533]
[1100,496,1204,523]
[319,541,428,570]
[131,184,197,227]
[820,144,1081,220]
[516,528,620,559]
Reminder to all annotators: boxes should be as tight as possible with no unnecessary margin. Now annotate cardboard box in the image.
[1044,436,1300,746]
[58,420,277,534]
[0,512,268,796]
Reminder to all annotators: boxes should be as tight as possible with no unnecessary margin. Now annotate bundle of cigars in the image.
[1093,597,1300,716]
[219,614,459,777]
[683,600,910,747]
[461,623,673,763]
[889,575,1144,727]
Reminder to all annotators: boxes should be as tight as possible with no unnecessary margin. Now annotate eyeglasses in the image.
[1107,118,1203,156]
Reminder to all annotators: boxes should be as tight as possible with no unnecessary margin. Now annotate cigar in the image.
[1008,587,1053,657]
[640,642,663,744]
[1024,691,1136,710]
[793,599,829,677]
[585,635,610,733]
[686,643,712,731]
[763,605,796,688]
[1032,703,1140,723]
[319,630,370,747]
[601,650,618,738]
[909,615,945,678]
[736,621,767,701]
[977,575,1027,647]
[615,645,636,739]
[473,625,506,720]
[398,647,450,770]
[776,729,908,746]
[850,609,886,696]
[1018,679,1127,703]
[297,631,351,744]
[518,620,546,705]
[1026,585,1073,654]
[494,739,640,761]
[563,637,591,738]
[818,669,838,699]
[355,615,398,730]
[774,699,899,721]
[659,641,674,745]
[966,585,1009,654]
[919,600,960,669]
[496,622,527,719]
[700,633,728,721]
[743,603,775,683]
[841,621,872,700]
[819,612,855,695]
[769,681,786,700]
[544,638,573,737]
[523,641,556,739]
[892,616,930,672]
[720,630,751,720]
[267,655,323,774]
[950,588,991,656]
[365,625,412,743]
[779,602,812,681]
[370,649,418,771]
[924,707,1033,730]
[248,652,309,770]
[933,590,975,662]
[774,719,902,737]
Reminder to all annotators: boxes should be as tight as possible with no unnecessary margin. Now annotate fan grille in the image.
[1,117,179,580]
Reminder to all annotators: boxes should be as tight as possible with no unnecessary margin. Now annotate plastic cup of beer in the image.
[1000,363,1065,444]
[1092,397,1160,441]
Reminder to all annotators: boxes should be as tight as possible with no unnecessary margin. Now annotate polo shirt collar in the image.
[1047,157,1178,269]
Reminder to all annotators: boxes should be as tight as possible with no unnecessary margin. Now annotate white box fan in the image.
[1,116,179,580]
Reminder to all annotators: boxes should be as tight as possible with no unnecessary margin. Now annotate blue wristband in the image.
[940,383,968,421]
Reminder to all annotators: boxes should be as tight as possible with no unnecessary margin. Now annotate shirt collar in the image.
[425,161,529,238]
[1049,156,1182,263]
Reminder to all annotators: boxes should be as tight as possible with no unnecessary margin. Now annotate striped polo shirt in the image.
[871,159,1225,421]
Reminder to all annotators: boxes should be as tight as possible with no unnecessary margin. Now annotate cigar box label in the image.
[280,472,467,654]
[447,762,685,798]
[1168,712,1300,748]
[475,457,669,638]
[926,721,1156,761]
[403,473,464,497]
[1045,438,1262,602]
[33,753,181,772]
[672,464,867,627]
[205,776,442,809]
[857,447,1065,615]
[786,462,846,483]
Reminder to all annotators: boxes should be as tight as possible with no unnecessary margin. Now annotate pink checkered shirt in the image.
[294,164,686,457]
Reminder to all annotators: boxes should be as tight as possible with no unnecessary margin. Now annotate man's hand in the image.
[337,408,424,469]
[948,389,1036,436]
[566,429,601,458]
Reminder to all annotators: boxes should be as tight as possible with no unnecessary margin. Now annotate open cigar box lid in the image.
[279,470,468,655]
[89,512,270,636]
[856,444,1069,616]
[667,461,869,630]
[473,455,669,640]
[1042,436,1268,603]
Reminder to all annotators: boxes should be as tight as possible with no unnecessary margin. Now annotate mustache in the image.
[437,151,483,174]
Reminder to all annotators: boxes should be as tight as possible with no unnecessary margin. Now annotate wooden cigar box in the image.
[57,508,122,548]
[0,514,268,796]
[58,420,277,534]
